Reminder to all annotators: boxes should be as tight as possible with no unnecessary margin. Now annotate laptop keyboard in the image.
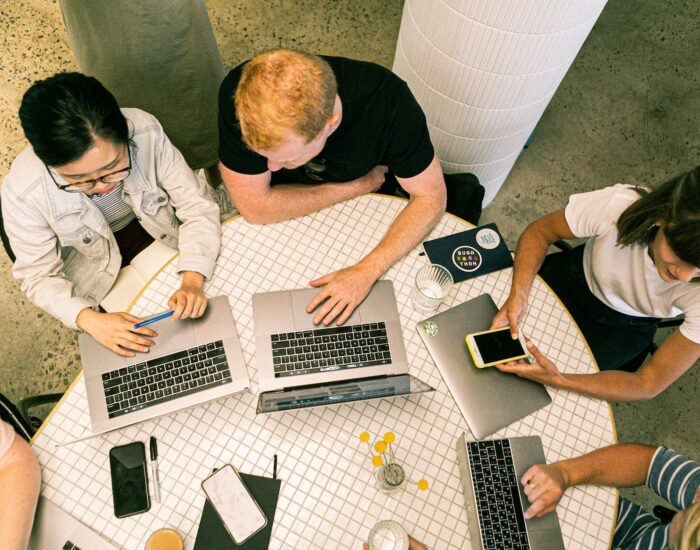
[101,341,231,419]
[468,439,530,550]
[270,322,392,378]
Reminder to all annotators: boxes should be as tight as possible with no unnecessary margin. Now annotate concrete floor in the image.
[1,0,698,517]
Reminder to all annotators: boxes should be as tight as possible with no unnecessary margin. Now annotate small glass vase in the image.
[375,462,406,494]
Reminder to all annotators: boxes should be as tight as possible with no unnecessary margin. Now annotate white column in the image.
[393,0,608,205]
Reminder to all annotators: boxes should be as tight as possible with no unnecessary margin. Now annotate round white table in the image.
[32,194,617,549]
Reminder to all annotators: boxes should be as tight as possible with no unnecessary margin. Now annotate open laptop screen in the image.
[257,374,432,413]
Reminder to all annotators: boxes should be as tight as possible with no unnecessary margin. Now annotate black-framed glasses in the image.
[46,145,132,193]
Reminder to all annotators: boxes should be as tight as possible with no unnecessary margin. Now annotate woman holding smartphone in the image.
[490,167,700,401]
[1,73,221,357]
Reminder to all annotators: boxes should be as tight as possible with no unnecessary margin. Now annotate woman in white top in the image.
[491,167,700,401]
[1,73,221,357]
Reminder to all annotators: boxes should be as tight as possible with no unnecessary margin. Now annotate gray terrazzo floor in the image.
[0,0,697,523]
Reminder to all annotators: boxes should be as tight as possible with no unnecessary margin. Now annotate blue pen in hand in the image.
[133,310,174,329]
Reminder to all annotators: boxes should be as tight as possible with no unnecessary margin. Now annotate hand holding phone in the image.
[201,465,267,544]
[466,327,529,368]
[109,441,151,518]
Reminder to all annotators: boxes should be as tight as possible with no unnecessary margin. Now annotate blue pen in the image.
[133,310,174,329]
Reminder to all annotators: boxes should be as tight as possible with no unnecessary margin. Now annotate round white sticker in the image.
[475,228,500,250]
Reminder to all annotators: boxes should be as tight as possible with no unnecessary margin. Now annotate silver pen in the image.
[149,436,161,503]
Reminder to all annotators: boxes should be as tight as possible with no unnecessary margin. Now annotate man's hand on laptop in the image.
[307,262,380,326]
[168,271,207,320]
[77,308,156,357]
[520,463,569,519]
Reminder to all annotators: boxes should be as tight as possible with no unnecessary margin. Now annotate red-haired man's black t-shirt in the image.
[218,55,435,185]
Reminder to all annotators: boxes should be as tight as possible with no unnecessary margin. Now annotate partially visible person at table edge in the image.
[491,167,700,402]
[0,419,41,550]
[1,73,221,357]
[521,442,700,550]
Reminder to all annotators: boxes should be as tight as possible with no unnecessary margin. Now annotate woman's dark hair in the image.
[617,166,700,267]
[18,72,128,167]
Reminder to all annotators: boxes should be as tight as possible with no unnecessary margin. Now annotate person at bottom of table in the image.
[2,72,221,357]
[522,443,700,550]
[218,49,476,327]
[490,167,700,402]
[0,419,41,550]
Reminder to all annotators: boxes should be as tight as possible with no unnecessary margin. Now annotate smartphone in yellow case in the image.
[466,327,529,368]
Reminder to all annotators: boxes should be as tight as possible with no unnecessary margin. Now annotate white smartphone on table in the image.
[466,326,529,368]
[201,464,267,544]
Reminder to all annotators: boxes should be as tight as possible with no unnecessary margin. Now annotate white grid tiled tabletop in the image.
[32,195,617,549]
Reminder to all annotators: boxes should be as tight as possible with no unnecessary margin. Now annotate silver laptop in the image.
[456,433,565,549]
[80,295,249,434]
[253,280,434,411]
[30,496,118,550]
[416,294,551,438]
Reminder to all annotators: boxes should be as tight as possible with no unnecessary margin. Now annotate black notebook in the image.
[194,472,282,550]
[423,223,513,283]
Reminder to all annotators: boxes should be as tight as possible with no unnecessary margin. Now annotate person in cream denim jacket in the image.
[1,73,220,356]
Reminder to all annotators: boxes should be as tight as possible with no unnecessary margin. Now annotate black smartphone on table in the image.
[109,441,150,518]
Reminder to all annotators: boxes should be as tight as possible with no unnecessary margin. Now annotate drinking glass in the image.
[410,264,453,314]
[368,520,409,550]
[145,528,183,550]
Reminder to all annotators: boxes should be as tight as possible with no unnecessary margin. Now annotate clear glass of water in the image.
[411,264,453,314]
[368,520,409,550]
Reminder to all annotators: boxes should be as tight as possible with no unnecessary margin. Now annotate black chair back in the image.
[0,393,33,441]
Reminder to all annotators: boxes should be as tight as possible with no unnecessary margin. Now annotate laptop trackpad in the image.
[291,288,324,330]
[527,529,565,549]
[132,317,197,363]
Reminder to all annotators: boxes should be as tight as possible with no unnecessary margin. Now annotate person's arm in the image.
[306,155,446,325]
[1,187,95,331]
[645,447,700,510]
[520,443,657,518]
[497,331,700,401]
[490,209,576,338]
[220,162,388,224]
[0,434,41,550]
